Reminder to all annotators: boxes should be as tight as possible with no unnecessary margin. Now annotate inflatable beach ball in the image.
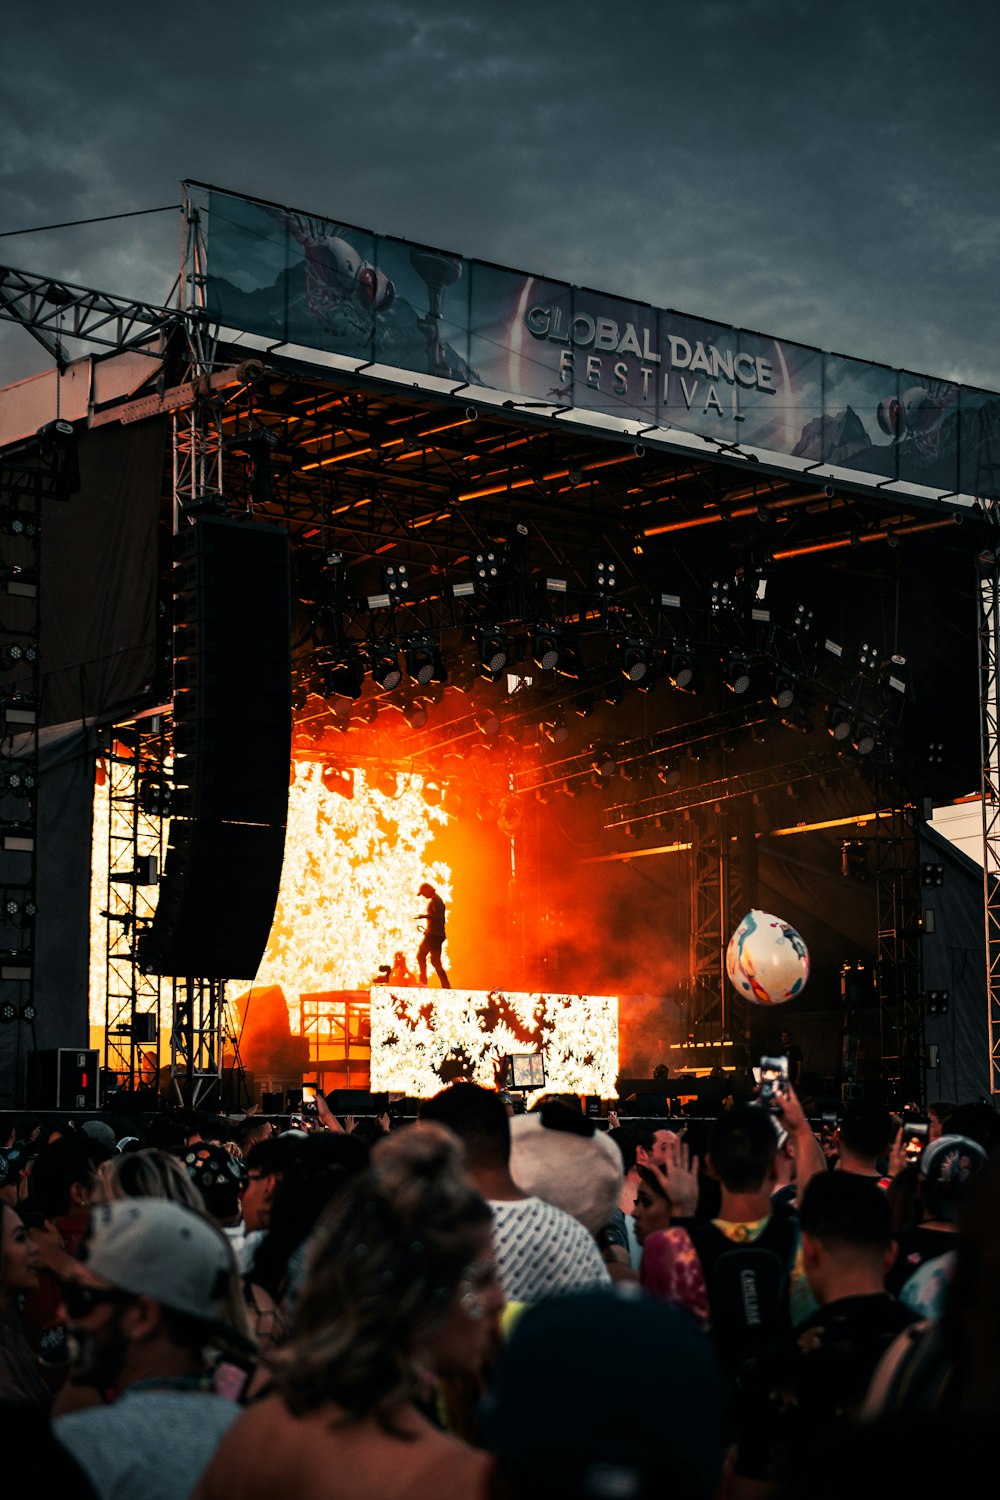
[726,910,810,1006]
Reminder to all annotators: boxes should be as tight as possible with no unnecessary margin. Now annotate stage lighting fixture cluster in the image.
[474,550,500,587]
[617,638,651,686]
[322,654,365,700]
[1,643,38,670]
[723,652,752,695]
[477,628,513,679]
[594,560,618,593]
[371,648,403,692]
[404,637,445,686]
[541,718,569,745]
[381,561,409,597]
[667,646,696,693]
[771,669,796,711]
[532,625,561,672]
[592,746,618,780]
[826,700,877,755]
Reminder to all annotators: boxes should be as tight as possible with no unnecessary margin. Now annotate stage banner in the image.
[204,187,1000,501]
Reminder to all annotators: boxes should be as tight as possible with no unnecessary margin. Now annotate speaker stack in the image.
[139,517,292,980]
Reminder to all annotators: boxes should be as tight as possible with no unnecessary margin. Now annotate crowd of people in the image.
[0,1081,996,1499]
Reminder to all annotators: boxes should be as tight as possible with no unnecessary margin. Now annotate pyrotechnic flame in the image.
[252,762,451,1022]
[370,986,619,1097]
[90,761,451,1033]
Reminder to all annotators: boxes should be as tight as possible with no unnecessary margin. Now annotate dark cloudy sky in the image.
[2,0,997,389]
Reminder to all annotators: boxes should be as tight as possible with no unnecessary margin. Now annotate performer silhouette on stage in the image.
[416,882,451,988]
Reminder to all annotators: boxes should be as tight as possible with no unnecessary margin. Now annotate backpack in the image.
[686,1215,799,1377]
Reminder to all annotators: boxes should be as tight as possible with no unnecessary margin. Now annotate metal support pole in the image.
[977,548,1000,1100]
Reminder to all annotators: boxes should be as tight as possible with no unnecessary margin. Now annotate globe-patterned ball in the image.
[726,910,810,1006]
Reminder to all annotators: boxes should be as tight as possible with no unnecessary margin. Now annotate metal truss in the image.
[873,800,924,1105]
[102,720,168,1091]
[0,264,178,369]
[170,977,225,1108]
[978,547,1000,1099]
[688,805,757,1039]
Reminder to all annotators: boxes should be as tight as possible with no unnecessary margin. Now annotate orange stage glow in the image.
[90,762,451,1033]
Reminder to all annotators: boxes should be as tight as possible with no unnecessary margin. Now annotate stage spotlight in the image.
[617,638,651,685]
[657,760,681,788]
[476,628,513,679]
[381,561,410,598]
[592,747,618,780]
[771,669,796,711]
[852,715,877,756]
[372,769,398,797]
[138,776,172,817]
[1,643,38,671]
[827,700,853,742]
[0,1002,16,1023]
[403,703,428,730]
[842,840,870,880]
[422,781,442,807]
[20,1004,35,1022]
[723,653,752,695]
[323,654,365,700]
[593,560,618,594]
[476,710,501,738]
[371,648,403,692]
[473,549,501,588]
[532,625,561,672]
[541,718,569,745]
[404,637,445,686]
[667,647,696,693]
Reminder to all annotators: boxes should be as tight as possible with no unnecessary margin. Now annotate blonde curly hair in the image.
[273,1122,490,1426]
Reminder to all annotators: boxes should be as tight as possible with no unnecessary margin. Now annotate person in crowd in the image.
[419,1083,610,1302]
[834,1100,893,1180]
[54,1199,252,1499]
[779,1028,803,1091]
[944,1100,1000,1155]
[729,1172,918,1494]
[632,1163,673,1250]
[193,1124,501,1500]
[238,1135,300,1252]
[180,1143,250,1252]
[605,1124,644,1269]
[482,1288,726,1500]
[886,1134,987,1317]
[92,1147,205,1215]
[0,1145,28,1208]
[864,1150,1000,1416]
[234,1115,274,1158]
[0,1201,48,1408]
[507,1103,622,1237]
[246,1131,369,1329]
[642,1093,824,1378]
[19,1135,104,1369]
[926,1100,956,1141]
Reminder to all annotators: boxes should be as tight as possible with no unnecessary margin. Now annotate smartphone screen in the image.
[301,1085,318,1113]
[759,1055,788,1107]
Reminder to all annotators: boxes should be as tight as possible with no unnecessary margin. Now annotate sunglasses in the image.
[61,1281,131,1319]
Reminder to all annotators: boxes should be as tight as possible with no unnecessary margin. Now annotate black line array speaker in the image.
[140,517,292,980]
